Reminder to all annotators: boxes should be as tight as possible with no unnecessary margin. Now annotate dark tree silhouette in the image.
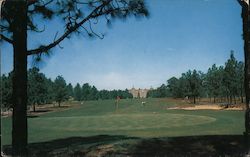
[0,0,148,155]
[237,0,250,140]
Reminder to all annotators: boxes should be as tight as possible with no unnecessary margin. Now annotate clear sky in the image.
[1,0,244,90]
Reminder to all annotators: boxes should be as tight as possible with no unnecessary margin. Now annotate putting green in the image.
[31,113,216,132]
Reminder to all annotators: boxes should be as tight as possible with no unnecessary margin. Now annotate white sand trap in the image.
[168,105,243,111]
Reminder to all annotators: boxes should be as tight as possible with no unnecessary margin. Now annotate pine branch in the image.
[0,34,13,44]
[27,0,111,56]
[27,0,38,6]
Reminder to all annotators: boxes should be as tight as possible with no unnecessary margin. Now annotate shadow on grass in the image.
[3,135,249,157]
[55,106,71,108]
[32,109,52,113]
[3,135,139,157]
[130,135,248,157]
[27,115,39,118]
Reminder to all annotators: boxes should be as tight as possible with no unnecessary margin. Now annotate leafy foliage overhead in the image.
[1,0,149,56]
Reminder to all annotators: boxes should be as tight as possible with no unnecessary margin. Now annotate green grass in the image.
[2,98,245,146]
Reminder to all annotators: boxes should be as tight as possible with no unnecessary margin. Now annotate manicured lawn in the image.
[2,98,244,146]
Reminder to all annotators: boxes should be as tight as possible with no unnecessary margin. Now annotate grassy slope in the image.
[2,98,244,146]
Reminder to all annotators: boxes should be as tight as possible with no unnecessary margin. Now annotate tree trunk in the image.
[11,1,28,155]
[245,8,250,111]
[193,96,196,104]
[227,94,229,104]
[230,95,232,104]
[240,87,244,103]
[59,101,61,107]
[239,2,250,152]
[240,0,250,135]
[33,104,36,112]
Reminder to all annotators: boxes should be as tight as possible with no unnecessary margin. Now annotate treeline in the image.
[148,52,245,104]
[1,67,132,111]
[73,83,132,101]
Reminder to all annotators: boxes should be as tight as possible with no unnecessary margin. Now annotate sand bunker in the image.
[168,105,244,111]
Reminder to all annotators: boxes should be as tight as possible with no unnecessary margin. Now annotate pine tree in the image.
[181,70,202,104]
[67,83,74,99]
[74,83,82,101]
[53,76,68,107]
[27,67,47,112]
[1,73,12,108]
[236,61,245,103]
[224,52,238,104]
[1,1,148,153]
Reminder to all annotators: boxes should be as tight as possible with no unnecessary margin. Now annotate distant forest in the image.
[1,69,132,111]
[1,52,244,109]
[148,51,245,104]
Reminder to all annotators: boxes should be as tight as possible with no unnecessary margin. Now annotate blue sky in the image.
[2,0,244,90]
